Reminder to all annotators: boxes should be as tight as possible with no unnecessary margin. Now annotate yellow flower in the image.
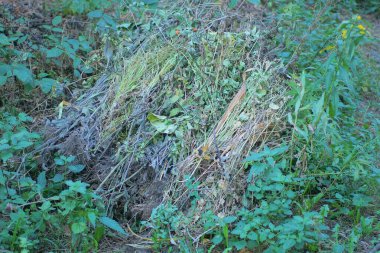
[319,45,336,54]
[357,24,366,31]
[341,29,347,39]
[357,15,362,20]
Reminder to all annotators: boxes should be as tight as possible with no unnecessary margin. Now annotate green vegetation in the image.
[1,0,379,252]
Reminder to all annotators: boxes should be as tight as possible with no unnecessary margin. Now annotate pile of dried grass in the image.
[40,4,287,226]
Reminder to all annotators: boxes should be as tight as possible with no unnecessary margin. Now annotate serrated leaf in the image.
[13,64,34,84]
[99,217,128,236]
[14,140,33,149]
[247,231,258,241]
[52,16,62,26]
[71,222,87,234]
[65,180,89,194]
[38,78,56,93]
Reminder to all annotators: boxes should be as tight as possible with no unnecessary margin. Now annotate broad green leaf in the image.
[94,226,105,242]
[147,113,167,122]
[223,216,237,224]
[18,113,33,122]
[0,76,7,86]
[71,222,87,234]
[52,16,62,26]
[13,64,34,85]
[40,201,51,211]
[38,78,56,93]
[247,231,258,241]
[228,0,238,9]
[0,34,10,45]
[282,239,296,249]
[37,171,47,190]
[54,157,65,166]
[68,164,85,173]
[88,212,96,227]
[14,140,33,149]
[0,143,10,151]
[51,173,64,183]
[0,152,12,162]
[352,194,372,207]
[211,234,223,245]
[88,10,104,19]
[99,217,128,236]
[46,48,63,58]
[142,0,159,4]
[245,146,288,162]
[65,180,89,194]
[247,0,260,4]
[230,240,247,250]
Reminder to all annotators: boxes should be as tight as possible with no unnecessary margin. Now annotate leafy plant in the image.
[0,112,127,252]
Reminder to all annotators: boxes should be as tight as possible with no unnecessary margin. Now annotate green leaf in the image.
[71,222,87,234]
[223,216,237,224]
[88,212,97,227]
[52,173,64,183]
[245,146,288,162]
[0,34,10,45]
[14,140,33,149]
[0,152,13,162]
[54,157,65,166]
[65,180,89,194]
[18,113,33,122]
[13,64,34,85]
[99,217,128,236]
[211,234,223,245]
[142,0,159,4]
[94,226,105,242]
[352,194,372,207]
[230,240,247,250]
[0,76,7,86]
[282,239,296,249]
[68,164,85,173]
[247,0,260,4]
[40,201,52,211]
[147,113,167,122]
[46,48,63,58]
[88,10,104,19]
[247,231,258,241]
[0,143,10,151]
[38,78,56,93]
[37,171,47,190]
[52,16,62,26]
[228,0,238,9]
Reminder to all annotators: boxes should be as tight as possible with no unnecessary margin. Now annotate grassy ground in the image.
[0,1,379,252]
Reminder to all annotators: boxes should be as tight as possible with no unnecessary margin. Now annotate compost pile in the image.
[40,1,288,239]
